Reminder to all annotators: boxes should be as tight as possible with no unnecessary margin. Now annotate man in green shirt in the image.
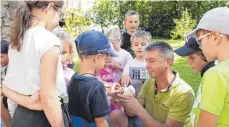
[118,41,195,127]
[185,7,229,127]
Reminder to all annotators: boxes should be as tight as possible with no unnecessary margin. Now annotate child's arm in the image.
[120,61,131,86]
[2,86,42,110]
[96,76,113,89]
[91,84,111,127]
[95,117,109,127]
[110,62,123,71]
[121,74,131,87]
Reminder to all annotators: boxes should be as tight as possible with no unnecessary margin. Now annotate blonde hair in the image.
[105,26,122,45]
[130,30,152,45]
[52,28,76,63]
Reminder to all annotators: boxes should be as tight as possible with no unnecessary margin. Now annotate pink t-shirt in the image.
[98,66,114,83]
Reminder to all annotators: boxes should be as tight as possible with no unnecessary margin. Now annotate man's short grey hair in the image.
[145,41,174,63]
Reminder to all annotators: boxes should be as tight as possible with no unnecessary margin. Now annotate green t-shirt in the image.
[138,71,195,124]
[185,60,229,127]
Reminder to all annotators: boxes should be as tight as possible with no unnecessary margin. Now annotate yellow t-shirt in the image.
[185,60,229,127]
[138,72,195,124]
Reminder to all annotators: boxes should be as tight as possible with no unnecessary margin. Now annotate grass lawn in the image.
[73,38,201,95]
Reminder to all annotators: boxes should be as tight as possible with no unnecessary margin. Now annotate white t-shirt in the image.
[113,49,133,69]
[112,49,133,82]
[123,58,148,95]
[3,26,66,96]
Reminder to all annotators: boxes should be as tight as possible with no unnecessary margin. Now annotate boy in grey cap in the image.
[185,7,229,127]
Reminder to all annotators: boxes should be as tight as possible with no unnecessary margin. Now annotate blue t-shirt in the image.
[68,73,111,127]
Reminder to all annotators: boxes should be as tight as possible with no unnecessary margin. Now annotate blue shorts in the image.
[128,116,143,127]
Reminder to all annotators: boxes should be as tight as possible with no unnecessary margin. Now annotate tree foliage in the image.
[92,0,120,32]
[171,10,196,39]
[89,0,229,38]
[64,8,92,36]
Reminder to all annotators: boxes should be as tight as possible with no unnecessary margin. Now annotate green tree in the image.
[92,0,120,32]
[171,10,196,39]
[64,8,92,36]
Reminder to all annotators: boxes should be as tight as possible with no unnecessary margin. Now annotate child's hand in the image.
[30,92,40,103]
[107,83,124,97]
[28,92,42,110]
[121,74,131,87]
[110,63,122,71]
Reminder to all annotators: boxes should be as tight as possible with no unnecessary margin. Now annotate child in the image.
[53,28,75,86]
[68,31,122,127]
[121,30,151,95]
[122,10,140,57]
[1,40,11,127]
[105,26,133,83]
[175,37,215,77]
[185,7,229,127]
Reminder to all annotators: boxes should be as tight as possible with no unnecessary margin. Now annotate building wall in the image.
[1,1,25,41]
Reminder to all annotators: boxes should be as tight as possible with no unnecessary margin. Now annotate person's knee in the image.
[109,109,128,126]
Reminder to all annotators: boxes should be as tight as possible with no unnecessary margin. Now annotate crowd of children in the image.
[1,1,229,127]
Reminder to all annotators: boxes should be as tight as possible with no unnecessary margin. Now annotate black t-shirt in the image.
[68,73,111,125]
[200,61,215,77]
[121,31,131,50]
[121,31,135,58]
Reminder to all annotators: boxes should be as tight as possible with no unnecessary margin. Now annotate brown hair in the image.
[196,50,207,62]
[10,1,64,51]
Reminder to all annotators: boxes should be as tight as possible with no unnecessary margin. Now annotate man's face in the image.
[0,53,9,67]
[124,15,139,34]
[145,50,170,78]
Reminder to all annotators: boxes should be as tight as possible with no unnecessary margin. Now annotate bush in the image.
[171,10,196,39]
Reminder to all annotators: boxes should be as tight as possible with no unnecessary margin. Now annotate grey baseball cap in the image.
[186,7,229,38]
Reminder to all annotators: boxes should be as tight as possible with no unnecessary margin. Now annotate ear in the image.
[46,2,55,13]
[212,31,222,45]
[123,20,126,27]
[94,54,102,61]
[167,58,173,67]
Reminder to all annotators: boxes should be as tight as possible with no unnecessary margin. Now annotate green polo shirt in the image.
[185,60,229,127]
[138,72,195,124]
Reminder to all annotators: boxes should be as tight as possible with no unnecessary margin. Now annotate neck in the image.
[217,45,229,63]
[155,69,175,91]
[136,56,144,62]
[127,30,135,35]
[78,61,96,76]
[115,47,121,51]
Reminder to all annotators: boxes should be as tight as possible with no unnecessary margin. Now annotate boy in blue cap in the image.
[174,37,215,77]
[68,31,122,127]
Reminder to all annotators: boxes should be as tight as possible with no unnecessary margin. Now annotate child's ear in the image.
[123,21,126,27]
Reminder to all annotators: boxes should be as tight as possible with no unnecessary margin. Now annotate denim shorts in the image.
[128,116,143,127]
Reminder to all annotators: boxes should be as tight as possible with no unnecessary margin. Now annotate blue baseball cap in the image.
[75,31,118,57]
[174,37,201,56]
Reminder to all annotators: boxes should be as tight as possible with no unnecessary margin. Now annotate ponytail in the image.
[10,4,31,51]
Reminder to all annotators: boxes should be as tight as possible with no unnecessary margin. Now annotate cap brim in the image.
[106,48,118,57]
[185,28,199,39]
[174,46,196,56]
